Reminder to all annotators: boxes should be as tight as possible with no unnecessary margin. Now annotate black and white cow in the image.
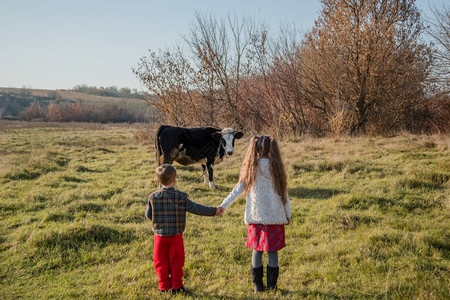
[155,125,243,188]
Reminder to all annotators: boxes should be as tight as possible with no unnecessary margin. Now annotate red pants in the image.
[153,233,185,290]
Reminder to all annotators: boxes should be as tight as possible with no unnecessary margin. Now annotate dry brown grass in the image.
[0,124,448,299]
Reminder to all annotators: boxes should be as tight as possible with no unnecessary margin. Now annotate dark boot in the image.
[251,266,264,293]
[267,266,279,291]
[172,286,185,295]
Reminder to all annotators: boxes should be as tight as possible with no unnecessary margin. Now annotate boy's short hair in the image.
[156,164,177,186]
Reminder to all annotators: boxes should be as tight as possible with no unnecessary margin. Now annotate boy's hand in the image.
[215,206,225,216]
[286,218,292,225]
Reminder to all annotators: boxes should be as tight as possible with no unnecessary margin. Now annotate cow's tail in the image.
[155,125,165,167]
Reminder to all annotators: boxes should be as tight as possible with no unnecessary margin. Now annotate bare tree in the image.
[134,13,273,130]
[133,47,197,126]
[268,26,314,136]
[424,1,450,93]
[297,0,432,134]
[134,3,434,135]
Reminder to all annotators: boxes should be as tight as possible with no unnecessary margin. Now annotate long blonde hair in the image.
[239,135,287,204]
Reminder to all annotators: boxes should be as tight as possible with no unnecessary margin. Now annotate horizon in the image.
[0,85,142,92]
[0,0,441,91]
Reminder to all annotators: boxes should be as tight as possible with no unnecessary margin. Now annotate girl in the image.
[220,135,291,293]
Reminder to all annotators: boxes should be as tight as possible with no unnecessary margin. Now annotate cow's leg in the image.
[201,164,209,185]
[160,145,182,165]
[206,161,215,189]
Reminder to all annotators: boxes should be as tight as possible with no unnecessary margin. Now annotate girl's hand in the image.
[286,218,292,225]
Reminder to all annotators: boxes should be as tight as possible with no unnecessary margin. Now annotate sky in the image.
[0,0,440,91]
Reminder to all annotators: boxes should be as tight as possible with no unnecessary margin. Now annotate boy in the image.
[145,164,224,294]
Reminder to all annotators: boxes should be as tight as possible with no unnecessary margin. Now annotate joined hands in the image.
[215,206,225,216]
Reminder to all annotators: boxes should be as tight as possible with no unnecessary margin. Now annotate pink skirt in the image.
[245,224,285,251]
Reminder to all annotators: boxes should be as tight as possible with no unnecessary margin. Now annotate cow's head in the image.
[221,128,244,156]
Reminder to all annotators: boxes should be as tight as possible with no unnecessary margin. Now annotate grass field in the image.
[0,121,448,299]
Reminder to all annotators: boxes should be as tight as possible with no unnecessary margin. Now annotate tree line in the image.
[0,93,156,123]
[134,0,449,136]
[19,102,155,123]
[71,85,144,99]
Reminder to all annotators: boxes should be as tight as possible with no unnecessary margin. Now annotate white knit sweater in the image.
[220,158,291,225]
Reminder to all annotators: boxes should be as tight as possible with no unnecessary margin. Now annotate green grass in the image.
[0,121,449,299]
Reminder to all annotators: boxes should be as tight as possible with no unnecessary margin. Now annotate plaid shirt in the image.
[145,187,217,236]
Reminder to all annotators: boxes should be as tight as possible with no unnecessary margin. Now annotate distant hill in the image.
[0,87,145,104]
[70,85,145,99]
[0,87,156,122]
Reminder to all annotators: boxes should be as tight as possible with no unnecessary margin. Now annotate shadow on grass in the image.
[289,289,343,299]
[76,165,104,173]
[0,203,23,214]
[289,187,346,200]
[178,290,265,300]
[340,193,443,212]
[340,195,394,210]
[97,147,116,153]
[34,224,135,251]
[180,289,343,299]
